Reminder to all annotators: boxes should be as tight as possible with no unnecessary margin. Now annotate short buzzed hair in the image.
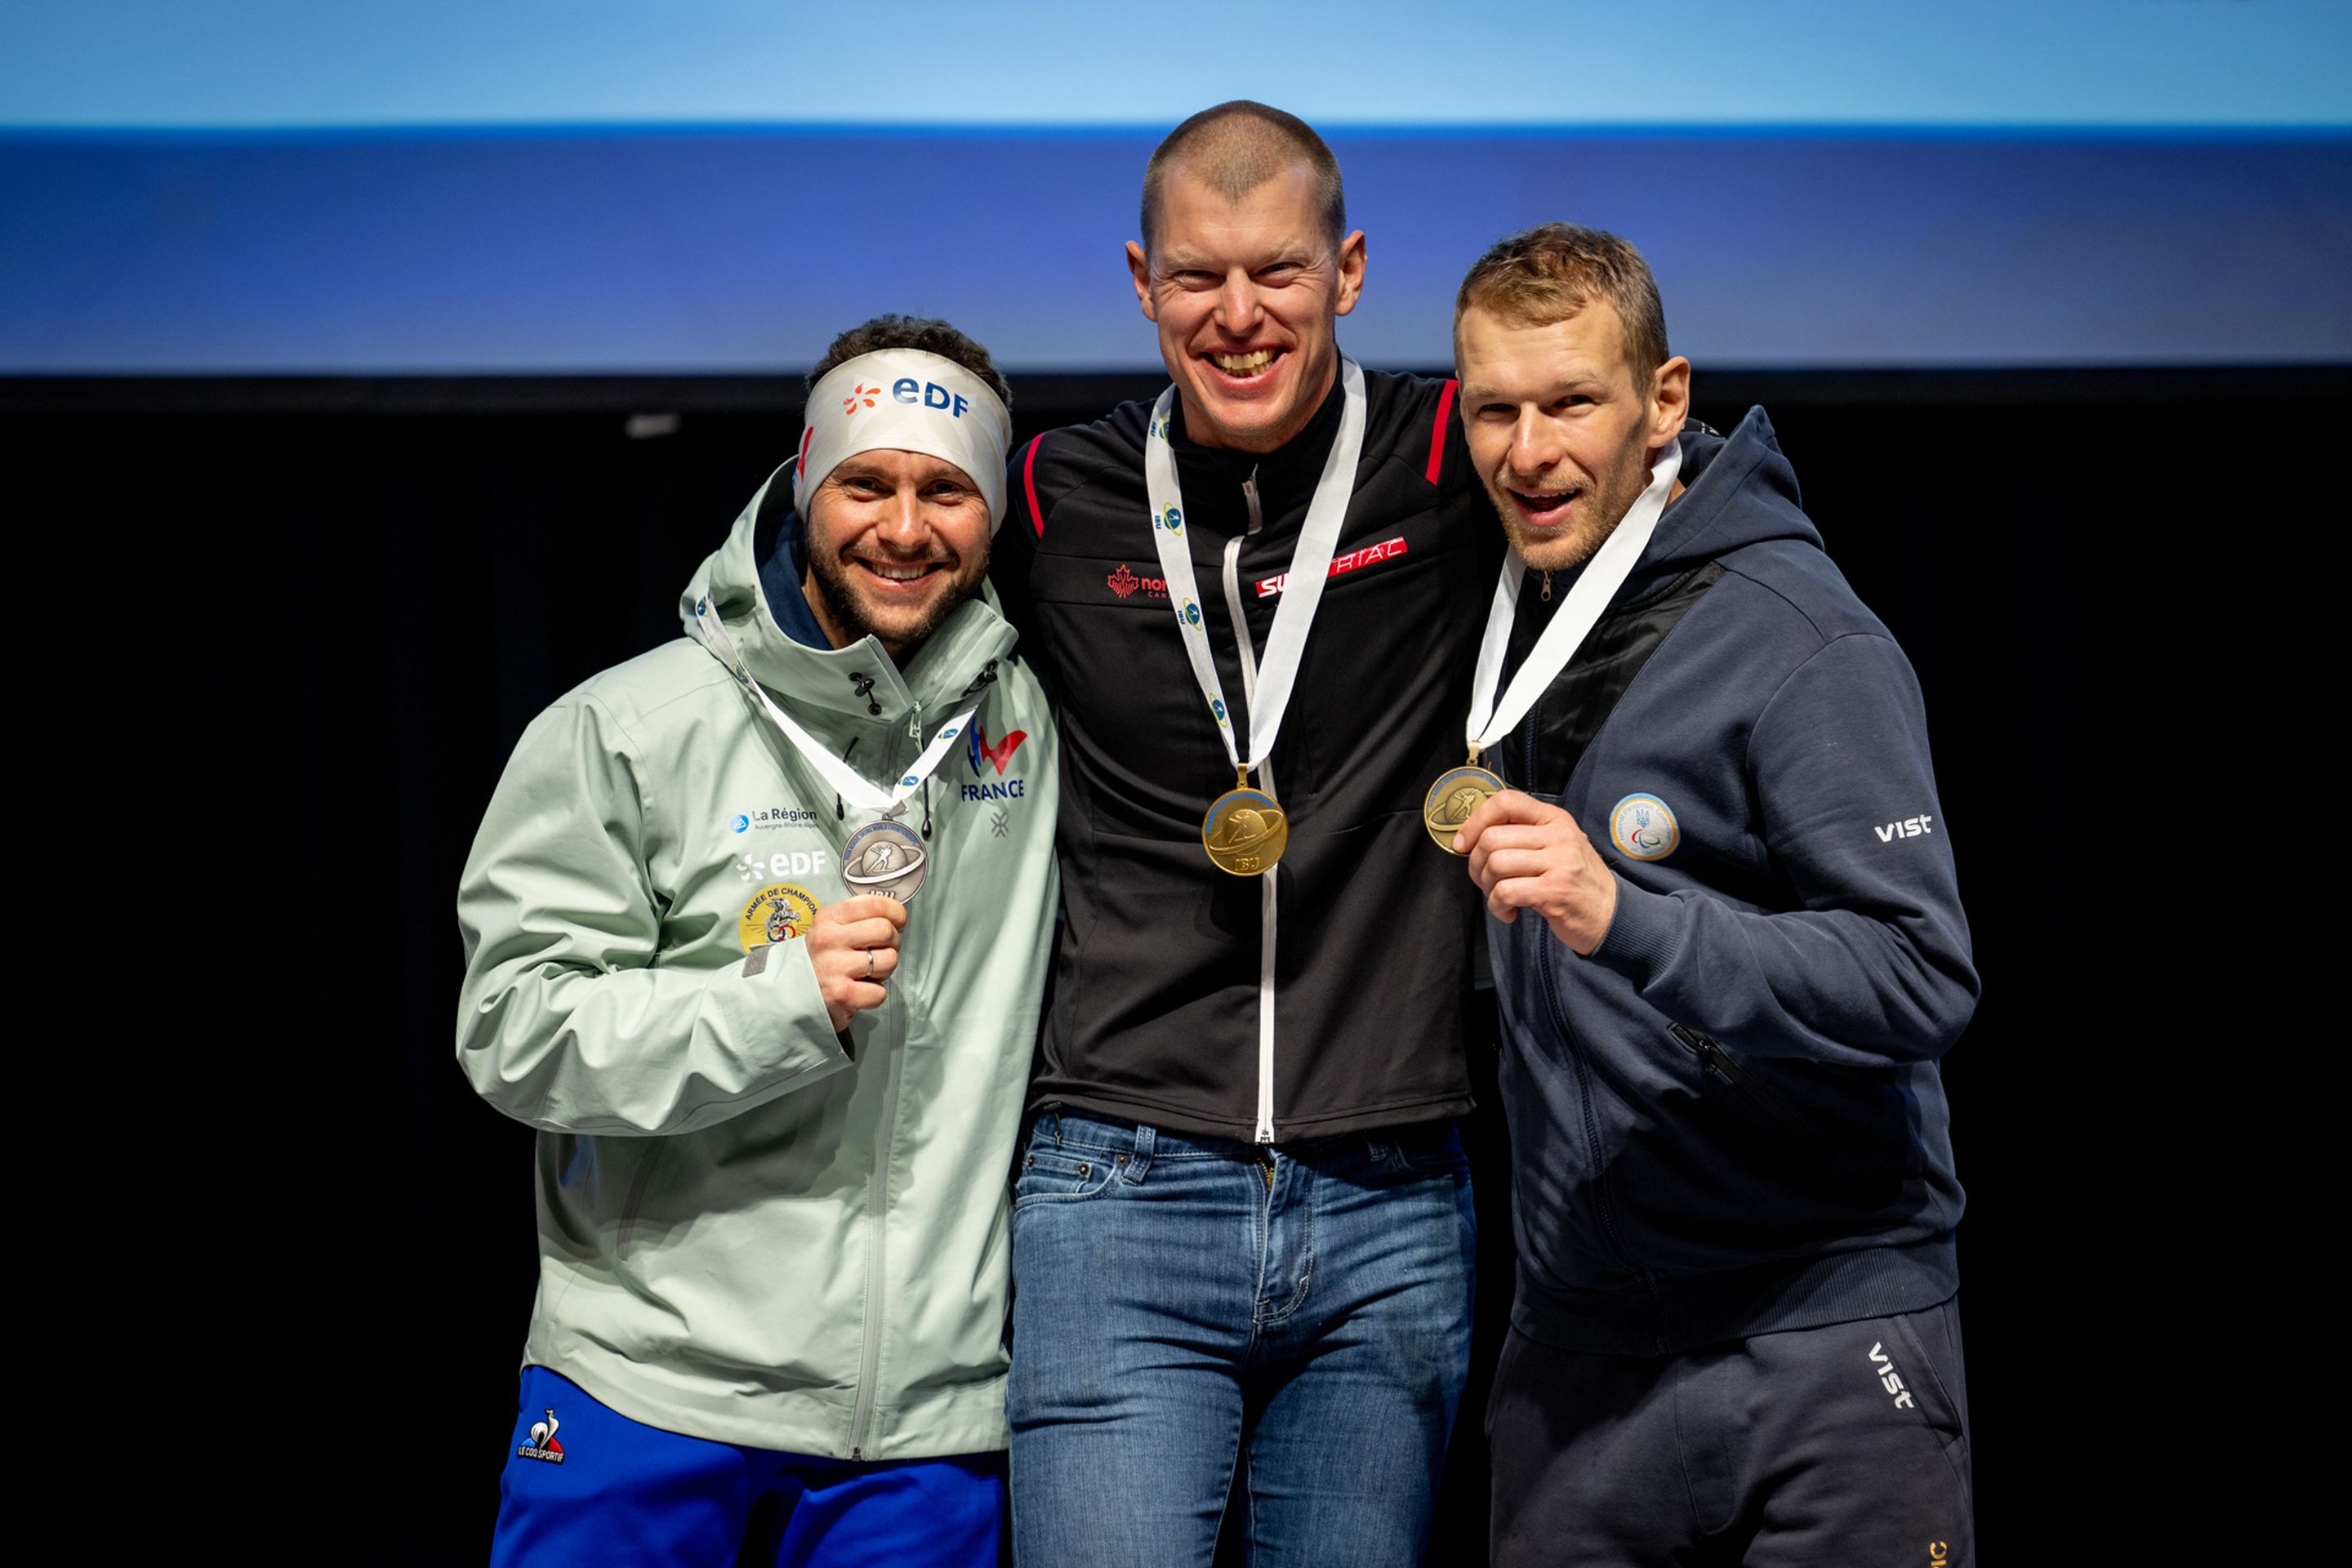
[1140,101,1346,258]
[807,313,1010,406]
[1454,223,1670,385]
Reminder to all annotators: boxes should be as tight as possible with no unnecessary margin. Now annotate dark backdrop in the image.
[23,364,2333,1563]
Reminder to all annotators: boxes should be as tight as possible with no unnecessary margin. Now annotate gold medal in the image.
[1424,757,1505,853]
[1203,767,1288,876]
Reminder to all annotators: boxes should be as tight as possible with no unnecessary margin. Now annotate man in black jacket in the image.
[991,102,1499,1564]
[1450,223,1980,1565]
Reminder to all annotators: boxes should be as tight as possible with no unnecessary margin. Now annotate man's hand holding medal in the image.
[805,895,908,1032]
[1453,792,1618,957]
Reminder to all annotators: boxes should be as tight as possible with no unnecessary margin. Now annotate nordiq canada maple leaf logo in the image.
[1107,564,1139,599]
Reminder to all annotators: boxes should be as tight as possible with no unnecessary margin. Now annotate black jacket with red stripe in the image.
[993,366,1506,1143]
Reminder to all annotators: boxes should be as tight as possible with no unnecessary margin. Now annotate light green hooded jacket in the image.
[456,473,1058,1458]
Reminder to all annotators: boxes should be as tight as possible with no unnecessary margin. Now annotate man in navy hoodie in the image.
[1449,224,1980,1565]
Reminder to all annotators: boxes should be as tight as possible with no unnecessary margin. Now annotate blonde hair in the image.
[1454,223,1668,381]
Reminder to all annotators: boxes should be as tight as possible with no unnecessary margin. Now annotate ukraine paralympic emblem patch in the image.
[740,883,819,950]
[1609,794,1681,861]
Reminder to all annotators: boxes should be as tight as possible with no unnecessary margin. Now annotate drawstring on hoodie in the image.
[834,736,858,821]
[832,662,991,835]
[836,672,878,818]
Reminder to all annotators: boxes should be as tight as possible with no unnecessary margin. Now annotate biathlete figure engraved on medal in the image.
[841,816,930,903]
[1208,804,1280,852]
[1434,786,1486,826]
[1202,790,1289,875]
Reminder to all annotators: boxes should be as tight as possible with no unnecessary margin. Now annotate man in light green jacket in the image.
[457,314,1057,1566]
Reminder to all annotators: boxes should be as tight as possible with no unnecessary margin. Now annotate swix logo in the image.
[1107,564,1167,600]
[841,381,881,414]
[1868,1342,1917,1410]
[517,1408,566,1464]
[968,721,1027,777]
[1257,536,1409,598]
[1874,815,1934,843]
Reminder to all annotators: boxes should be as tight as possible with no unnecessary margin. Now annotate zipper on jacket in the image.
[845,996,908,1460]
[842,710,931,1457]
[1668,1022,1811,1138]
[1537,905,1645,1281]
[1219,519,1278,1146]
[1252,867,1276,1144]
[1526,697,1659,1305]
[846,718,921,1461]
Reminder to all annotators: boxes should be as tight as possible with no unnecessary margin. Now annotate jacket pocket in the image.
[1668,1023,1814,1139]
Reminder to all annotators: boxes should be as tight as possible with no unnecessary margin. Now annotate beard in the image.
[804,541,987,657]
[1489,431,1657,575]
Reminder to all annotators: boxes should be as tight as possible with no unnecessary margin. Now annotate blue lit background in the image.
[4,1,2346,372]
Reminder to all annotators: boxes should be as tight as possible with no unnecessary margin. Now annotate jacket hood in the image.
[679,462,1019,727]
[1644,407,1822,575]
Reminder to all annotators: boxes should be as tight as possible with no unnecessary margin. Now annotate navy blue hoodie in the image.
[1493,408,1978,1356]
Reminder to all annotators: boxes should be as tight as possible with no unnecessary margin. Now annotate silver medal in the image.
[841,814,930,905]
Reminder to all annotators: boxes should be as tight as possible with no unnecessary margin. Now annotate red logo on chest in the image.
[968,722,1027,777]
[1257,536,1410,597]
[1106,564,1169,600]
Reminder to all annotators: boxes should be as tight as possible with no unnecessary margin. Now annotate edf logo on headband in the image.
[893,379,975,418]
[795,345,1013,532]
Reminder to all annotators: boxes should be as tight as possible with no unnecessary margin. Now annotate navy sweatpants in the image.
[1489,1298,1973,1567]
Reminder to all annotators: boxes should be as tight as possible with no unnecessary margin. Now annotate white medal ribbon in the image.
[1466,439,1683,760]
[693,595,982,814]
[1143,355,1366,1144]
[1144,355,1368,777]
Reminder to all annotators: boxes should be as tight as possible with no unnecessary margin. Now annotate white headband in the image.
[793,349,1012,532]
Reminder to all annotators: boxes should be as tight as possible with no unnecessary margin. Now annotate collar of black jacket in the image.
[1165,370,1346,538]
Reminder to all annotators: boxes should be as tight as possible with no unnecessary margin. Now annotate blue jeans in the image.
[1006,1110,1477,1566]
